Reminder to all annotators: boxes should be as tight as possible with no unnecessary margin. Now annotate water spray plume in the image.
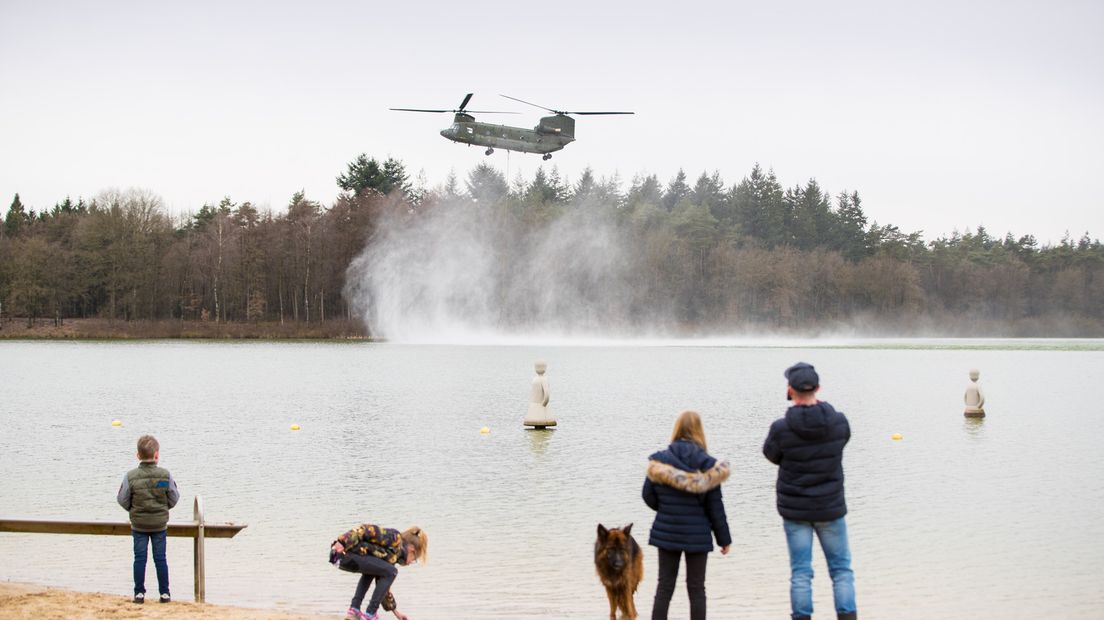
[345,195,658,344]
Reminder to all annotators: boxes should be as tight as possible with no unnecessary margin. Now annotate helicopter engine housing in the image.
[537,115,575,138]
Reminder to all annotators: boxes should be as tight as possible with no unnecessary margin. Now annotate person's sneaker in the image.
[345,608,366,620]
[362,613,379,620]
[159,593,171,604]
[132,593,144,604]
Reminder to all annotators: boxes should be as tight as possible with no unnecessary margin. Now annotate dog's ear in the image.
[597,523,609,540]
[623,523,633,536]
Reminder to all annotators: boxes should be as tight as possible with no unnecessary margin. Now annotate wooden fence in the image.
[0,496,246,603]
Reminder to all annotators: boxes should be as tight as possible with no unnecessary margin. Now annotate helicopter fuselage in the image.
[439,112,575,155]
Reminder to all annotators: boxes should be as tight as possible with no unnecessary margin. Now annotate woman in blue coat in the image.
[643,410,732,620]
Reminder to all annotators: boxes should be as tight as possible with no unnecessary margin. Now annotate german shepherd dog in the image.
[595,523,644,619]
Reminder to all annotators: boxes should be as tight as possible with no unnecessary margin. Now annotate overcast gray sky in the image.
[1,0,1101,243]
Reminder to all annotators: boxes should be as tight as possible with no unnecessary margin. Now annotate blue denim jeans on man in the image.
[132,529,169,595]
[783,517,855,618]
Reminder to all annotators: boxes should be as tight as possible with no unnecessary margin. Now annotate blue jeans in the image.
[132,530,169,595]
[783,518,855,619]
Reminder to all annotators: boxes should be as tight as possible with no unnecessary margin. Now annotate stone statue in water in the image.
[524,360,556,429]
[964,368,986,418]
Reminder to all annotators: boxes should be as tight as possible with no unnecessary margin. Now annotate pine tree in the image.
[731,164,785,245]
[381,157,412,198]
[662,169,690,212]
[4,193,27,238]
[466,162,508,205]
[337,155,411,199]
[594,172,624,211]
[526,168,560,204]
[571,166,598,206]
[691,171,728,223]
[442,169,461,201]
[336,154,381,195]
[547,166,567,204]
[788,179,832,250]
[192,204,217,230]
[626,174,663,209]
[218,196,235,215]
[833,190,869,260]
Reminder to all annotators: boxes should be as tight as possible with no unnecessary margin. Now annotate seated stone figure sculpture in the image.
[964,368,985,417]
[524,360,556,429]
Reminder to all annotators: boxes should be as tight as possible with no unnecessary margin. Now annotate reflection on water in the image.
[0,340,1102,619]
[962,416,986,439]
[525,428,554,458]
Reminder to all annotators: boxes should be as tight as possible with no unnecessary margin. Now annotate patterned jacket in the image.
[336,523,404,564]
[334,523,402,611]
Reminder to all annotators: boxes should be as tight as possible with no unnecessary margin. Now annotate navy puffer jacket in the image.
[642,440,732,552]
[763,401,851,522]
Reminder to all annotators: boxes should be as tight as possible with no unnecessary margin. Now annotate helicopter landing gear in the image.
[485,148,494,156]
[542,153,552,161]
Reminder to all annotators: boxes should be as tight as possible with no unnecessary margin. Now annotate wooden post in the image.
[193,496,206,603]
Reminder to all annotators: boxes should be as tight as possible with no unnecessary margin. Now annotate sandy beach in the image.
[0,582,332,620]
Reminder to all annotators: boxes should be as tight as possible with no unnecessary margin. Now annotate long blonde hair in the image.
[670,410,708,451]
[401,526,428,565]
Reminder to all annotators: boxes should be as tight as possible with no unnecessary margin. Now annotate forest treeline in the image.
[1,155,1102,336]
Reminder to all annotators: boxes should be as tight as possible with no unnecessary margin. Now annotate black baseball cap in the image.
[784,362,819,391]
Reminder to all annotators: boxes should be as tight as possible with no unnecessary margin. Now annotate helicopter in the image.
[391,93,633,160]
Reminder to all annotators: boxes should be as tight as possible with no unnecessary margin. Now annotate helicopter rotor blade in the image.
[390,107,518,115]
[458,93,473,112]
[500,95,633,116]
[500,94,558,114]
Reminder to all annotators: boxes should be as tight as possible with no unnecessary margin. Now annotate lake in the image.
[1,339,1102,618]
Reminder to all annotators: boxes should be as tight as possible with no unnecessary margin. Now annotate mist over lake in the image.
[1,339,1102,618]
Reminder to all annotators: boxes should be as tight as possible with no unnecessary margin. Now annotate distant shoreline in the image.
[2,317,1102,344]
[0,318,371,341]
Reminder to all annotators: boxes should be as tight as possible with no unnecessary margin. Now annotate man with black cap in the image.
[763,362,857,620]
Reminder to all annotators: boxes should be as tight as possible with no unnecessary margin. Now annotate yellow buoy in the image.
[480,427,490,434]
[111,420,122,427]
[290,424,301,431]
[891,433,902,441]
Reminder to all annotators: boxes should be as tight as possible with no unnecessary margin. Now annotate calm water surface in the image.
[1,340,1103,619]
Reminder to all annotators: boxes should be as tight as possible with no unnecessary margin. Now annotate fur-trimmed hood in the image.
[646,440,730,494]
[642,439,733,551]
[647,459,730,493]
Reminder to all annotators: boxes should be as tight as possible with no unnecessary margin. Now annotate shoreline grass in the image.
[0,318,370,341]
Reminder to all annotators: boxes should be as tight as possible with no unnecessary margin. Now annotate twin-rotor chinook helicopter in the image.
[391,94,633,160]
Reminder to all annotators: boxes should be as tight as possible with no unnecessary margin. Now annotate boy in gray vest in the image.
[117,434,180,604]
